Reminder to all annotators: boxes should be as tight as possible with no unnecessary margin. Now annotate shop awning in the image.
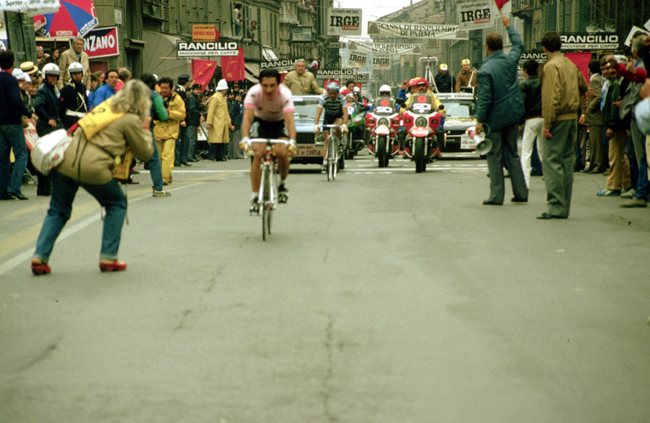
[244,62,258,83]
[143,30,191,78]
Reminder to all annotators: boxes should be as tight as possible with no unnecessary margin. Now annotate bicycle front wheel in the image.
[332,138,338,180]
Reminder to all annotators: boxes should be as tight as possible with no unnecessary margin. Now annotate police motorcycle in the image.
[366,86,400,168]
[342,90,368,160]
[401,92,443,173]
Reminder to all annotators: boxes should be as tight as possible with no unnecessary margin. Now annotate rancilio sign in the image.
[560,34,618,50]
[176,41,238,57]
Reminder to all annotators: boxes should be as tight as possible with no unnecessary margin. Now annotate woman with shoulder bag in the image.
[31,80,154,275]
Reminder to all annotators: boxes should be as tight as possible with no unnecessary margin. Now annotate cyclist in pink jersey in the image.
[241,69,297,212]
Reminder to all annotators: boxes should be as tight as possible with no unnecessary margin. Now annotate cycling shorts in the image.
[250,117,289,140]
[323,113,343,127]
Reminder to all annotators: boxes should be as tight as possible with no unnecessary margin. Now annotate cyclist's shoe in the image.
[278,183,289,204]
[250,196,260,214]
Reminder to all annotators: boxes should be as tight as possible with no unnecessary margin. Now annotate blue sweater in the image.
[0,71,31,125]
[91,83,116,109]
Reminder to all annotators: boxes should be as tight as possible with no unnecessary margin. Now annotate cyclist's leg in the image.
[275,124,291,182]
[323,130,330,164]
[334,117,343,142]
[250,142,266,193]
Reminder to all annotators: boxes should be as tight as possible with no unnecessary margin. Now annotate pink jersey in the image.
[244,84,295,121]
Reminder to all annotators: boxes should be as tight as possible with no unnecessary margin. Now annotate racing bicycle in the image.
[322,124,344,181]
[248,138,292,241]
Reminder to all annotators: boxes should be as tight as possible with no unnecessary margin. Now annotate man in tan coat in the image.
[538,31,586,219]
[154,77,186,184]
[206,79,234,161]
[455,59,478,93]
[282,59,324,95]
[58,37,90,90]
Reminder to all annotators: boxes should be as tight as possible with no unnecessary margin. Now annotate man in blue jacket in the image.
[475,15,528,205]
[0,50,33,200]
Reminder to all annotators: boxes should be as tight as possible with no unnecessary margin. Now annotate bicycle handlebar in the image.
[248,138,292,145]
[321,124,343,129]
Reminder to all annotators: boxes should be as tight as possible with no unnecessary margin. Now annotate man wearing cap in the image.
[434,64,455,93]
[283,59,324,95]
[205,79,234,161]
[0,50,33,200]
[174,74,192,166]
[58,37,90,90]
[455,59,478,93]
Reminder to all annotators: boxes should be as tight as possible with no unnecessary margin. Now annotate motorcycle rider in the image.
[403,78,445,156]
[58,62,87,130]
[314,82,349,170]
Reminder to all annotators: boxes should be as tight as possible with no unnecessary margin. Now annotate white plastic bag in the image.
[31,129,72,175]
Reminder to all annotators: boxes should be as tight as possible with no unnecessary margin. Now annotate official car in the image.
[437,93,479,153]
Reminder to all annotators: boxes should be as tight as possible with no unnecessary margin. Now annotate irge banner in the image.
[328,8,362,36]
[348,51,368,67]
[457,1,495,31]
[372,54,391,70]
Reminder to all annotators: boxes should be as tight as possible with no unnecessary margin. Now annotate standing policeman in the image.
[58,62,87,130]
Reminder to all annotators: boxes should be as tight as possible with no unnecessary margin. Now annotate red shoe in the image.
[99,261,127,272]
[31,262,51,275]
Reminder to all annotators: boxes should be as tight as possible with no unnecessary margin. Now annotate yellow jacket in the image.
[154,92,186,141]
[206,92,230,144]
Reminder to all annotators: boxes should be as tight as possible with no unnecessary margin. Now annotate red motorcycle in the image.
[366,97,401,168]
[402,94,442,173]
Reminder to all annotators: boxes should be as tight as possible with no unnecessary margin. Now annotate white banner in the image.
[328,8,362,36]
[372,54,391,70]
[367,21,467,40]
[0,0,59,13]
[349,41,422,55]
[317,69,370,81]
[348,51,368,66]
[457,1,496,31]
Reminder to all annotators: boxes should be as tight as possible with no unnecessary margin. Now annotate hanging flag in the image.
[494,0,510,11]
[368,21,467,40]
[221,47,245,82]
[192,59,218,92]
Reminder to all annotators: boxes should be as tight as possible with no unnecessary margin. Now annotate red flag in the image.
[494,0,510,10]
[221,48,245,82]
[566,52,591,87]
[192,59,218,93]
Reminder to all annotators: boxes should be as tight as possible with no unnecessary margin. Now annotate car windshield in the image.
[293,98,320,120]
[443,101,476,118]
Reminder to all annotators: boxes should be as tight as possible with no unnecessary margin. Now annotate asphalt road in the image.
[1,151,649,423]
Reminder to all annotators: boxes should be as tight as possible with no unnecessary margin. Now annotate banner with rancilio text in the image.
[367,21,467,40]
[372,54,391,70]
[348,41,422,55]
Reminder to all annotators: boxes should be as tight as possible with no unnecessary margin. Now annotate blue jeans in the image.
[149,127,164,191]
[0,123,29,195]
[34,171,127,263]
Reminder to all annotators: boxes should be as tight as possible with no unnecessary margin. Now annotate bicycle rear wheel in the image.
[327,138,332,181]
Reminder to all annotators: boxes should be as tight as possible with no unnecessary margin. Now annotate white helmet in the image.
[353,86,360,93]
[339,87,346,94]
[216,79,229,91]
[42,63,60,77]
[379,84,391,93]
[68,62,84,74]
